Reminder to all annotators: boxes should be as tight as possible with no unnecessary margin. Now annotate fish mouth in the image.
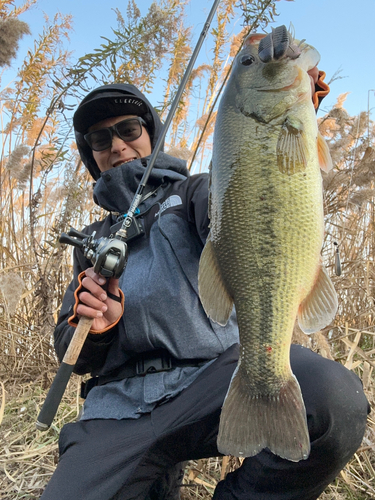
[257,76,299,92]
[254,67,303,93]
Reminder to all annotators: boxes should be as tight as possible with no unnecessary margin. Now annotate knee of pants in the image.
[290,345,370,456]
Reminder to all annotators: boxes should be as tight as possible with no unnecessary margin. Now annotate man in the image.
[41,71,370,499]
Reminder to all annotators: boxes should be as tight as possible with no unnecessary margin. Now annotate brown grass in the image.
[0,327,374,499]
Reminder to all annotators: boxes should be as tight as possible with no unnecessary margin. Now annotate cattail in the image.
[350,189,375,207]
[4,144,30,180]
[0,272,25,315]
[0,17,30,67]
[166,146,192,161]
[335,92,350,110]
[17,160,33,189]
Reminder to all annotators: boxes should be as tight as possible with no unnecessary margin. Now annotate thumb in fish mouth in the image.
[307,66,319,96]
[258,25,301,63]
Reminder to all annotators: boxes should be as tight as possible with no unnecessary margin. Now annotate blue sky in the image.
[3,0,375,120]
[271,0,375,118]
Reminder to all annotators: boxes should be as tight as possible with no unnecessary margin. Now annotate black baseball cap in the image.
[73,90,150,134]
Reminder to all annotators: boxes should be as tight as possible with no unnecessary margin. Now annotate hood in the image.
[93,151,189,214]
[74,83,164,180]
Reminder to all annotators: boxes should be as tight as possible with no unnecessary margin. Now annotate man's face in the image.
[89,114,152,173]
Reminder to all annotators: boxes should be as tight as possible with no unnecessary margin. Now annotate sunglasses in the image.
[84,117,147,151]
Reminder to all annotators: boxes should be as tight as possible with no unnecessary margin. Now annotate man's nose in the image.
[111,133,127,152]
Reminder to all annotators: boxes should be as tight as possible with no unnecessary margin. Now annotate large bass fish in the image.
[198,26,337,462]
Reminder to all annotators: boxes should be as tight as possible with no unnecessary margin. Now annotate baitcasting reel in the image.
[59,227,128,279]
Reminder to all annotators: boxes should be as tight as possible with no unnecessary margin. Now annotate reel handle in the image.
[59,232,84,248]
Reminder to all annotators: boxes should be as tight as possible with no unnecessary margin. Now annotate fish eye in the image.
[240,55,255,66]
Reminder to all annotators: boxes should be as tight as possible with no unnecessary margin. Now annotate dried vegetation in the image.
[0,0,374,498]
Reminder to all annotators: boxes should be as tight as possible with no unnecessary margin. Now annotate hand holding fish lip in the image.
[307,65,319,96]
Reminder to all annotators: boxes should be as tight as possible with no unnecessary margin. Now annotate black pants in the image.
[41,345,370,500]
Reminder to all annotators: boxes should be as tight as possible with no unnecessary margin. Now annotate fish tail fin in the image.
[217,368,310,462]
[198,237,233,326]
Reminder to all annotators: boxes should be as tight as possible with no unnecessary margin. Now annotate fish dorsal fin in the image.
[317,131,333,172]
[198,237,233,326]
[298,264,338,334]
[277,117,308,175]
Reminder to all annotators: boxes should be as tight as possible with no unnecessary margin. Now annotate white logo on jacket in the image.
[155,195,182,217]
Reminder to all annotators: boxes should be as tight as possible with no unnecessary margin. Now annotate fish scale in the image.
[198,26,337,461]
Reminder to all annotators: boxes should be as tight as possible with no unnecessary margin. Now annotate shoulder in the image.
[188,172,209,186]
[186,173,209,200]
[180,172,209,197]
[162,172,209,201]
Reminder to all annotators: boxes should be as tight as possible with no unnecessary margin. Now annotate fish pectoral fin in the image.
[217,367,310,461]
[277,117,308,175]
[317,131,333,172]
[298,264,338,334]
[198,237,233,326]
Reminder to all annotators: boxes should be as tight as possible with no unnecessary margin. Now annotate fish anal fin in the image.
[277,117,308,175]
[317,132,333,172]
[217,367,310,461]
[198,237,233,326]
[298,264,338,334]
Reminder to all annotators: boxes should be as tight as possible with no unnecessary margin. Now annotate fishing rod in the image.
[36,0,222,431]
